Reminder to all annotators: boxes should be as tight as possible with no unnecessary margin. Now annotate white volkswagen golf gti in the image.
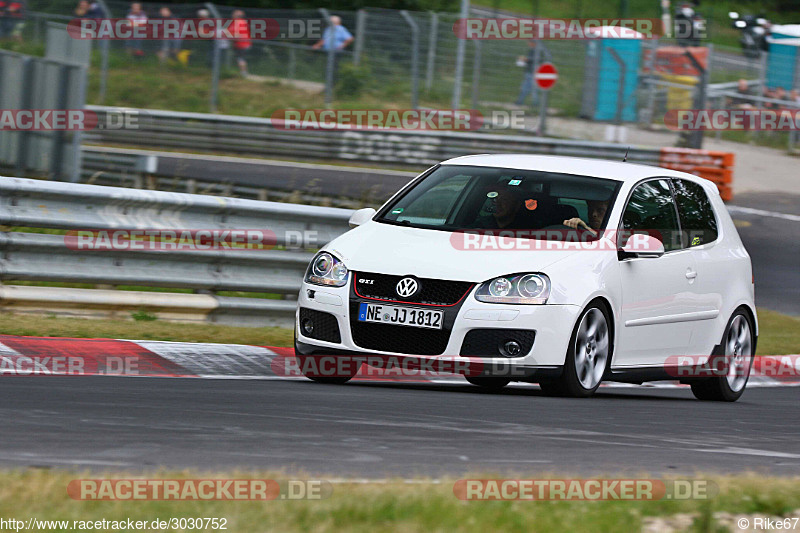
[295,155,757,401]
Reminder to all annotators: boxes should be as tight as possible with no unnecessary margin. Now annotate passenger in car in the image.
[562,199,609,235]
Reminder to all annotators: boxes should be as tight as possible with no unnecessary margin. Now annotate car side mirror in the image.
[618,233,665,260]
[348,207,376,228]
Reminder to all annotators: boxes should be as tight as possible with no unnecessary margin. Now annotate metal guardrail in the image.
[82,105,736,200]
[84,106,666,167]
[0,177,354,327]
[79,146,403,207]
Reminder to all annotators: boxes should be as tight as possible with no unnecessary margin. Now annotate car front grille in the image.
[353,271,474,306]
[349,319,451,355]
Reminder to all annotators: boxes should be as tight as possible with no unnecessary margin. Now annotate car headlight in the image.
[305,252,349,287]
[475,273,550,304]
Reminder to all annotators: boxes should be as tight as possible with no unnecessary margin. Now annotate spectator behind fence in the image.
[312,15,353,82]
[730,78,754,109]
[74,0,103,18]
[231,9,251,76]
[514,39,539,107]
[0,0,25,42]
[196,8,229,68]
[125,2,147,57]
[156,6,181,64]
[312,15,353,52]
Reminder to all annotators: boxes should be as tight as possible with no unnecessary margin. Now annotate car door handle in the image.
[685,270,698,280]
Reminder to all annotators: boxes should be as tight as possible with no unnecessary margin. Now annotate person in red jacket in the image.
[0,0,25,41]
[231,9,252,76]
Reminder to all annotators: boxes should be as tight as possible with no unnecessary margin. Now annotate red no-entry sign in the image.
[535,63,558,90]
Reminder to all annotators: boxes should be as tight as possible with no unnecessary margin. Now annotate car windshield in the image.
[376,165,622,239]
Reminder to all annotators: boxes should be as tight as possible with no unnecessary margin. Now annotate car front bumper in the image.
[294,279,582,381]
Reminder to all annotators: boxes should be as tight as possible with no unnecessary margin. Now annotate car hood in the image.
[325,221,594,283]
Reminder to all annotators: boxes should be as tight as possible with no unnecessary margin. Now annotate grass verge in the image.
[0,313,293,347]
[0,470,798,532]
[0,307,797,355]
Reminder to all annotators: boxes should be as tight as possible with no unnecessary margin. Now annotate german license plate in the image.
[358,303,443,330]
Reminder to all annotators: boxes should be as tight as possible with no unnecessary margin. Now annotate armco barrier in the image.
[0,177,354,328]
[83,106,737,201]
[658,147,734,201]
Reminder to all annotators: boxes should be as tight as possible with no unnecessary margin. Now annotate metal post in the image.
[50,64,71,180]
[471,39,481,110]
[684,48,707,148]
[94,0,112,104]
[288,47,296,80]
[794,48,800,92]
[535,44,548,135]
[14,58,33,179]
[210,41,221,112]
[452,0,470,109]
[353,9,366,66]
[206,2,223,113]
[34,14,42,42]
[69,64,88,182]
[401,11,420,109]
[319,8,335,107]
[642,38,658,127]
[606,47,627,125]
[425,12,438,92]
[758,48,768,99]
[538,87,549,136]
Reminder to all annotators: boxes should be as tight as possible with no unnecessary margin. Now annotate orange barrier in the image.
[659,147,735,201]
[643,46,709,77]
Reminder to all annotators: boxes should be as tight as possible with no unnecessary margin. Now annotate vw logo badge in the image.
[395,277,419,298]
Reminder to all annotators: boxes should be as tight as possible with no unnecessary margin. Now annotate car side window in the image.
[672,179,719,248]
[621,179,682,252]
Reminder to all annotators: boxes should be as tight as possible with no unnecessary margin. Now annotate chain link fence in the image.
[8,1,800,151]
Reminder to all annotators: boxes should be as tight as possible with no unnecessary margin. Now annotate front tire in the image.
[690,311,754,402]
[539,303,611,398]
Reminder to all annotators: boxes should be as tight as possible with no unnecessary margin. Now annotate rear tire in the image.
[539,302,612,398]
[465,376,510,390]
[690,311,754,402]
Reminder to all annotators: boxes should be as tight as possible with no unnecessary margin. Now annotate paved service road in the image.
[728,192,800,316]
[1,377,797,476]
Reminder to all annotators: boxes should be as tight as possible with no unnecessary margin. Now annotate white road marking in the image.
[326,479,443,484]
[727,205,800,222]
[693,447,800,459]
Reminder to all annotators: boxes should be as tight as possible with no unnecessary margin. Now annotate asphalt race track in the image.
[1,376,798,476]
[2,158,796,478]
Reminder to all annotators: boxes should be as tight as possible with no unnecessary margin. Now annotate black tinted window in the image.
[673,179,718,247]
[621,179,682,252]
[377,165,621,238]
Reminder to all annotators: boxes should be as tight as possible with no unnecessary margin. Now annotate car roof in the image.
[440,154,704,185]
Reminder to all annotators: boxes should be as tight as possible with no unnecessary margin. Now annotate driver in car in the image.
[473,188,526,229]
[562,200,609,236]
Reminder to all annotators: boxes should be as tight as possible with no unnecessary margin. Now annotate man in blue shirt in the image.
[312,15,354,52]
